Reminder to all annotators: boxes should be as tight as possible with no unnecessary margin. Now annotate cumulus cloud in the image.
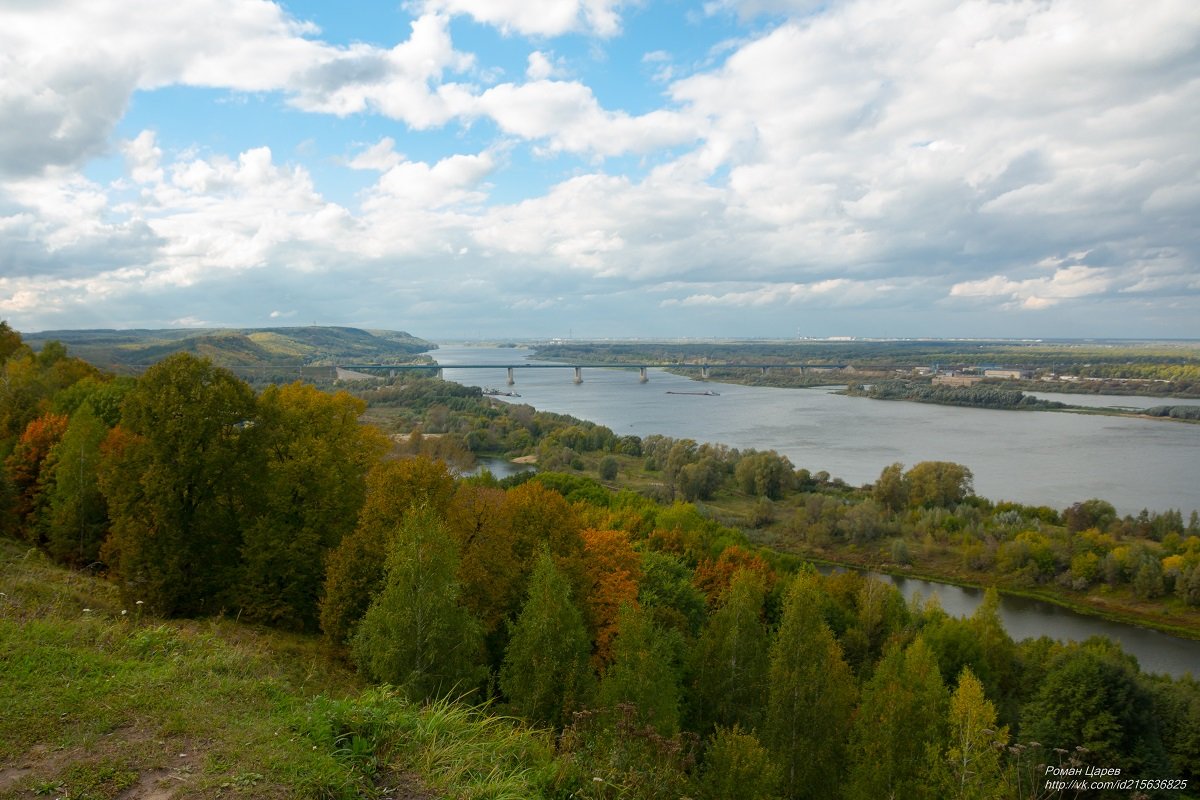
[476,81,697,156]
[2,0,1198,336]
[419,0,625,37]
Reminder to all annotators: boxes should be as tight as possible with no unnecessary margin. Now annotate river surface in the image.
[819,568,1197,678]
[428,346,1200,677]
[432,346,1200,517]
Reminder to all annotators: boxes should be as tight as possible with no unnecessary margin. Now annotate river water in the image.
[432,346,1199,517]
[430,345,1200,677]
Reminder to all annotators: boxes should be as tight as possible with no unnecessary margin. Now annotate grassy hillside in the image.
[21,327,436,372]
[0,539,554,800]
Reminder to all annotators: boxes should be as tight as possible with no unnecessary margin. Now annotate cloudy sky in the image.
[2,0,1198,339]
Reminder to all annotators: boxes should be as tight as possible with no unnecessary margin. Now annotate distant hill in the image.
[22,326,436,372]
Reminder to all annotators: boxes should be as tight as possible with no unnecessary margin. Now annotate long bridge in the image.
[340,362,851,385]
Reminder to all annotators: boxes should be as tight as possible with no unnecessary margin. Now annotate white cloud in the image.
[419,0,625,37]
[2,0,1198,336]
[526,51,564,80]
[950,266,1115,310]
[476,80,697,156]
[348,138,406,171]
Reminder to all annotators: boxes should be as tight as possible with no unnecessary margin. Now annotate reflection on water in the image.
[870,571,1199,679]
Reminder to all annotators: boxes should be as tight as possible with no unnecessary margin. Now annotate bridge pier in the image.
[507,367,515,386]
[701,366,709,380]
[573,366,583,384]
[639,366,648,383]
[760,366,768,376]
[436,368,444,380]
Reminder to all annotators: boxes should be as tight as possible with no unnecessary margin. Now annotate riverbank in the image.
[768,542,1200,643]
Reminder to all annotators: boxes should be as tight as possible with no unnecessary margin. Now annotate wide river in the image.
[431,346,1200,677]
[432,346,1199,517]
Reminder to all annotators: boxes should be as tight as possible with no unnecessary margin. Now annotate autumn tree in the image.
[99,353,260,615]
[498,480,585,612]
[580,528,643,666]
[4,412,69,539]
[499,550,594,727]
[236,383,387,630]
[846,637,948,800]
[692,569,771,734]
[933,667,1008,800]
[764,574,857,800]
[320,457,457,645]
[352,509,486,702]
[693,545,775,607]
[445,482,514,637]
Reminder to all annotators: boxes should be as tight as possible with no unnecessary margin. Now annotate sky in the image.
[1,0,1198,340]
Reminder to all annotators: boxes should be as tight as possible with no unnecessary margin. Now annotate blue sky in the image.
[1,0,1198,339]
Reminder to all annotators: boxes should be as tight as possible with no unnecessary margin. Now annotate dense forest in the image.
[3,320,1199,799]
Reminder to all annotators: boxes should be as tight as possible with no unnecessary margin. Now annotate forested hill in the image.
[21,326,435,371]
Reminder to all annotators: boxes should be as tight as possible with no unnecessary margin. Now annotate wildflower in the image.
[82,608,92,613]
[121,610,128,616]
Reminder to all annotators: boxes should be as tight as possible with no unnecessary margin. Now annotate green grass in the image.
[0,539,556,800]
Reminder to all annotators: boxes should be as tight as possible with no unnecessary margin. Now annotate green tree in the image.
[846,637,948,800]
[764,574,857,800]
[236,383,387,630]
[1019,641,1167,775]
[638,549,708,637]
[692,569,771,734]
[598,603,683,736]
[873,462,908,512]
[699,726,782,800]
[42,404,109,566]
[499,550,594,727]
[320,457,457,645]
[352,509,486,702]
[905,461,974,508]
[98,354,260,615]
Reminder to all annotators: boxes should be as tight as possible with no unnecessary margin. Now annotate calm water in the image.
[432,346,1200,517]
[430,345,1200,677]
[823,568,1197,678]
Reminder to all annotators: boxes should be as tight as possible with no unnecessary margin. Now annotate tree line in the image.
[2,320,1198,799]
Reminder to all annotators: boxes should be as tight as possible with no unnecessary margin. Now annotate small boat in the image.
[483,388,522,397]
[665,390,720,396]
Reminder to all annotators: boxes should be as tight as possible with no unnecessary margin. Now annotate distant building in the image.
[933,375,982,386]
[984,369,1032,380]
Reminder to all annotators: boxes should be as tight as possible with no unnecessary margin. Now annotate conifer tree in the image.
[352,509,486,702]
[500,550,594,727]
[846,636,948,800]
[692,569,771,734]
[764,574,857,800]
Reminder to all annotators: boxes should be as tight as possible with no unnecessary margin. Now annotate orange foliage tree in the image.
[693,545,776,607]
[4,412,69,539]
[580,528,643,666]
